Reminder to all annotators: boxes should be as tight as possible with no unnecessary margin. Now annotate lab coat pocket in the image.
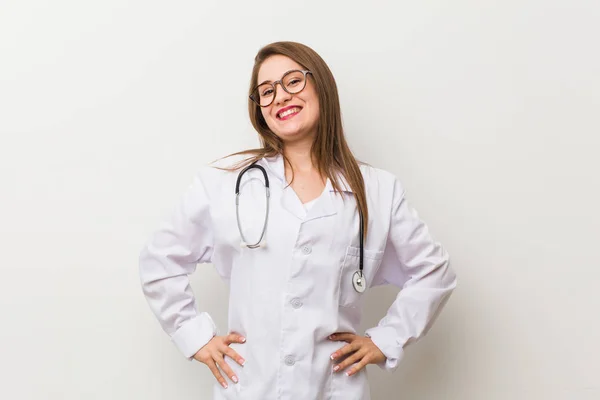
[338,246,383,308]
[330,360,370,399]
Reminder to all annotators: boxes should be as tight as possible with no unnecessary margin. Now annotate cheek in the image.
[260,108,270,121]
[261,108,279,131]
[307,98,320,123]
[305,91,319,119]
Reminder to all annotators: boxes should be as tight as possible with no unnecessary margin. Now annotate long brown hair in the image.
[217,41,368,238]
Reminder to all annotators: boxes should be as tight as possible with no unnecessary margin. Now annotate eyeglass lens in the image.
[252,70,307,107]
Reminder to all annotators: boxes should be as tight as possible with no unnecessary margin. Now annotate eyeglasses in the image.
[249,69,312,107]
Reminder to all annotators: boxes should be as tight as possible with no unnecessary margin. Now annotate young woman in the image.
[139,41,457,400]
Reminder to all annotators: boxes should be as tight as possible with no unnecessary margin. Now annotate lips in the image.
[276,106,302,120]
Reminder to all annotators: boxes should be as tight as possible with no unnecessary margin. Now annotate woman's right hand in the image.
[193,332,246,389]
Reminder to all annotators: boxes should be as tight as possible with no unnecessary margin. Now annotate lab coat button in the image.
[291,298,303,309]
[284,355,295,366]
[302,246,312,255]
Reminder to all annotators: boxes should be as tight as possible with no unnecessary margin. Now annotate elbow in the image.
[138,245,155,292]
[440,251,457,293]
[420,248,456,295]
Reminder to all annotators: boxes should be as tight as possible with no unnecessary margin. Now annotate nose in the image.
[273,82,291,105]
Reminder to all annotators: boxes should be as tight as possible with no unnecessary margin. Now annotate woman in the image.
[139,41,457,400]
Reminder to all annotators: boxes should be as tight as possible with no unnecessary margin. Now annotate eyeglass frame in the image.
[249,69,313,107]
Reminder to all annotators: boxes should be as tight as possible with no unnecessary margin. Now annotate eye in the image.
[261,89,273,97]
[288,79,301,86]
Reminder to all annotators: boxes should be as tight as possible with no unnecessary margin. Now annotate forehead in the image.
[257,55,304,83]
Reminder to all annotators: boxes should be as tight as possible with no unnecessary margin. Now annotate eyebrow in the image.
[257,69,296,86]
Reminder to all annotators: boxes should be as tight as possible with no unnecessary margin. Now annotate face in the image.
[256,55,320,143]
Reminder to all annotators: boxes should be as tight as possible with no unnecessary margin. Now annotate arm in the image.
[365,178,457,371]
[139,171,217,359]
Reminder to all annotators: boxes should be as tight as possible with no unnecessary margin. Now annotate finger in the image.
[224,332,247,345]
[330,341,359,361]
[206,359,228,389]
[215,354,239,385]
[328,332,356,343]
[333,348,366,373]
[222,346,246,366]
[345,356,370,376]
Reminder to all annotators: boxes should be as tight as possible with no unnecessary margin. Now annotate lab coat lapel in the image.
[302,179,338,222]
[262,154,352,222]
[281,185,305,220]
[262,155,305,221]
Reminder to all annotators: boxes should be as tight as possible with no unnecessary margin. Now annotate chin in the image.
[273,127,310,142]
[267,117,318,142]
[276,131,304,142]
[270,121,301,136]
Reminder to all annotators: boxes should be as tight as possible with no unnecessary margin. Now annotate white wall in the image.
[1,1,599,399]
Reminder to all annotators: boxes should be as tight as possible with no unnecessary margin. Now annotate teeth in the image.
[279,107,300,118]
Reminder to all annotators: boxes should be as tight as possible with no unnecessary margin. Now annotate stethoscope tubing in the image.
[235,163,270,249]
[235,162,365,280]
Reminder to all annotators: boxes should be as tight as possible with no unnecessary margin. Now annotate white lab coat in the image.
[139,153,457,400]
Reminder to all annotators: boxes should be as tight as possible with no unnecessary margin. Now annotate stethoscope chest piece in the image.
[352,270,366,293]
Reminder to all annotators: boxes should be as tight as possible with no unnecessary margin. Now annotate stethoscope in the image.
[235,162,367,293]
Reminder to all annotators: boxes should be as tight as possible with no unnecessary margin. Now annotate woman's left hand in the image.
[328,332,386,376]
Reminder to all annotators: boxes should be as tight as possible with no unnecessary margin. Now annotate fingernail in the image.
[240,337,246,343]
[333,365,340,372]
[346,371,351,376]
[221,381,228,389]
[239,358,246,365]
[232,376,238,383]
[329,335,334,339]
[330,353,336,360]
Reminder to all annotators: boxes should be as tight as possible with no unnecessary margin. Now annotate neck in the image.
[282,135,315,173]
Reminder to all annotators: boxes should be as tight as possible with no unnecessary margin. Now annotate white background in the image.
[1,1,599,399]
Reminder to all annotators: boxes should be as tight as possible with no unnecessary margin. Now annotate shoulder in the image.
[359,162,403,191]
[358,162,406,210]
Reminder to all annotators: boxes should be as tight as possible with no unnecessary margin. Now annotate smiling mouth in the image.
[277,107,302,120]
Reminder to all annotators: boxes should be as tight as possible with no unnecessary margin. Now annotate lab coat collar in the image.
[261,153,353,222]
[262,153,353,193]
